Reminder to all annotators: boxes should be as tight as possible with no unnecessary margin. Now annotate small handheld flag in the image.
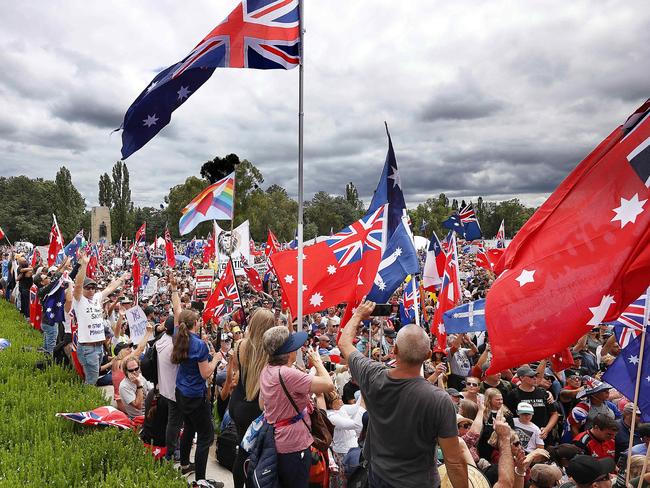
[179,173,235,235]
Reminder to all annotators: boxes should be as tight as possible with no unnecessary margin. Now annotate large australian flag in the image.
[119,0,300,159]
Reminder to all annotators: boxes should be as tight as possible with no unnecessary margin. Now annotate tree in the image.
[133,206,167,240]
[98,173,112,207]
[304,191,362,237]
[52,166,86,239]
[200,154,241,184]
[345,182,365,213]
[247,184,298,241]
[110,161,133,240]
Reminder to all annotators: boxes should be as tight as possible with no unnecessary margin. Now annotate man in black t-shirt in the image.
[506,365,557,432]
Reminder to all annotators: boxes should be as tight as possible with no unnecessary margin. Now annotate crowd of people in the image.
[1,238,649,488]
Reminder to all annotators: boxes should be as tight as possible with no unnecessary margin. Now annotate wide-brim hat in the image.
[274,331,309,355]
[577,375,611,399]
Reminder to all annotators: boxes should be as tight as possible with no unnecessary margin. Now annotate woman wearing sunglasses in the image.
[119,356,152,419]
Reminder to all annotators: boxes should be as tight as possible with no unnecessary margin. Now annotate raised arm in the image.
[102,271,130,299]
[73,251,89,301]
[169,273,182,325]
[338,300,375,360]
[493,415,515,488]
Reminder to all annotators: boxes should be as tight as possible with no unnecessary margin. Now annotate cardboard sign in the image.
[125,305,148,345]
[142,276,158,298]
[195,269,215,301]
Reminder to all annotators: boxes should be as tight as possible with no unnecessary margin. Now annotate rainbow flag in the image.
[179,172,235,235]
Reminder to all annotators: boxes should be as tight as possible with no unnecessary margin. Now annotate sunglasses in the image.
[458,422,472,429]
[466,382,479,387]
[127,366,140,373]
[84,285,97,290]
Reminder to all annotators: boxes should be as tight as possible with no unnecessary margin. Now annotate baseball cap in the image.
[566,455,615,484]
[114,342,134,356]
[516,365,536,378]
[232,326,242,333]
[517,402,535,415]
[530,464,563,488]
[83,277,97,288]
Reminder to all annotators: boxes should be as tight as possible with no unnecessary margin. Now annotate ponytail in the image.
[171,323,190,364]
[171,309,199,364]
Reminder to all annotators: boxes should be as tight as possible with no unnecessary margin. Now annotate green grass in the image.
[0,300,186,487]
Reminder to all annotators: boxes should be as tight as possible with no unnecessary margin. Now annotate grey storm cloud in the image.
[0,0,648,210]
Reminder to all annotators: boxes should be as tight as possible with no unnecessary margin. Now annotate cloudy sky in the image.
[1,0,648,210]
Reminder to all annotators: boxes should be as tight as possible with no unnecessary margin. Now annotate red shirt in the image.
[573,430,615,459]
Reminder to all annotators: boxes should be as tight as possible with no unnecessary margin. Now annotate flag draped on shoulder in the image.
[486,100,650,373]
[179,174,235,235]
[119,0,300,159]
[271,205,386,317]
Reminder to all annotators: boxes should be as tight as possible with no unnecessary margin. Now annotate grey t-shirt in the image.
[348,350,458,488]
[119,375,152,418]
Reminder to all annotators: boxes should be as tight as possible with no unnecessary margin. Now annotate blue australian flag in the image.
[42,279,67,325]
[367,220,419,303]
[58,230,85,264]
[603,332,650,422]
[367,124,407,238]
[443,299,487,334]
[442,213,464,234]
[119,0,301,159]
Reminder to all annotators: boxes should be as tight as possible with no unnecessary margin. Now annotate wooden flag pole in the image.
[625,285,650,486]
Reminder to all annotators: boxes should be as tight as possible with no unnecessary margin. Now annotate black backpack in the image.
[140,341,158,383]
[216,421,238,471]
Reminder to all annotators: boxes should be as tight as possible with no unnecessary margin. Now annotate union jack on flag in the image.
[203,261,241,323]
[459,202,478,224]
[607,294,647,348]
[120,0,300,159]
[56,406,134,430]
[326,206,386,267]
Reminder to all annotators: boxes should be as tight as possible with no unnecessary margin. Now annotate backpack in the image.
[140,341,158,383]
[245,421,280,488]
[216,421,238,471]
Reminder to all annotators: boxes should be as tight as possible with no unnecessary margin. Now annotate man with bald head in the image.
[338,300,468,488]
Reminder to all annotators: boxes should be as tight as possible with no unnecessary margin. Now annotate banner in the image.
[194,269,215,301]
[214,220,251,275]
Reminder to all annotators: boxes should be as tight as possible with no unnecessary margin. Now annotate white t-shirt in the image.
[63,309,72,334]
[73,292,106,343]
[156,334,179,402]
[513,418,544,453]
[119,375,152,418]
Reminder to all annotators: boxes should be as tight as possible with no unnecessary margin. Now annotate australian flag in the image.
[42,278,67,325]
[607,294,647,348]
[120,0,300,159]
[59,230,85,264]
[367,124,407,238]
[459,201,482,240]
[367,219,419,303]
[399,277,419,326]
[603,331,650,422]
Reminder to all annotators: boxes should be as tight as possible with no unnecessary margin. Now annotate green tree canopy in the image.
[53,166,86,239]
[110,161,133,240]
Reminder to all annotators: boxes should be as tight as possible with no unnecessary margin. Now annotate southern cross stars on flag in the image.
[486,99,650,373]
[120,0,300,159]
[271,205,386,317]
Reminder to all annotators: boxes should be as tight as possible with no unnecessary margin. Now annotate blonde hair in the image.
[629,455,647,479]
[484,387,512,419]
[238,308,276,401]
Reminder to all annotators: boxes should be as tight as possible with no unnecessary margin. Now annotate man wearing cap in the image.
[506,365,558,435]
[446,388,464,412]
[339,300,468,488]
[573,414,619,459]
[566,454,615,488]
[73,250,131,385]
[514,402,545,453]
[615,404,644,460]
[568,376,620,437]
[529,464,563,488]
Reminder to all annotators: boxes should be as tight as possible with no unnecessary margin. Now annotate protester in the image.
[171,309,223,488]
[572,414,619,459]
[119,356,152,418]
[513,402,545,453]
[339,300,468,488]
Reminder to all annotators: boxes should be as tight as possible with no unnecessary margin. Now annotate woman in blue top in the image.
[171,309,221,487]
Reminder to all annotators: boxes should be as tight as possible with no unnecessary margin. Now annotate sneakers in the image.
[192,480,224,488]
[179,462,196,475]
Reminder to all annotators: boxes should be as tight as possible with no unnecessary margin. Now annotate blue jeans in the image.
[77,343,103,385]
[41,322,58,355]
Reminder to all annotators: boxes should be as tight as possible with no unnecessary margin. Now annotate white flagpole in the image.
[412,276,420,327]
[296,0,305,331]
[625,285,650,486]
